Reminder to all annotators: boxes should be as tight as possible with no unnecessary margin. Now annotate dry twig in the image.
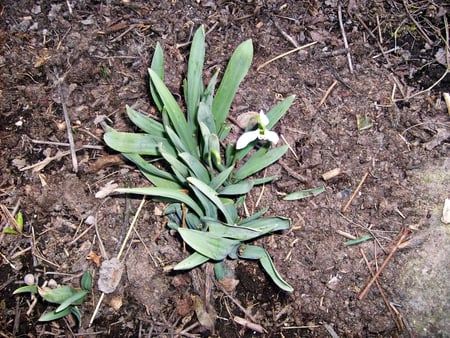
[358,227,410,300]
[257,41,317,71]
[337,5,354,73]
[341,170,370,213]
[360,248,404,331]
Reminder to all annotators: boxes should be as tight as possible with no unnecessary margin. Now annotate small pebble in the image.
[24,274,35,286]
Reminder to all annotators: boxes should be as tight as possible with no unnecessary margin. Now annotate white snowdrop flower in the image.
[236,110,279,149]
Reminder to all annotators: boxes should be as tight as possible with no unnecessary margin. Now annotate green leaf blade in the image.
[212,39,253,135]
[115,187,204,217]
[186,26,205,130]
[177,228,240,261]
[234,145,288,182]
[148,69,198,157]
[239,245,293,292]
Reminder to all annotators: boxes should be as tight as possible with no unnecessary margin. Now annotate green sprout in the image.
[103,26,295,292]
[13,271,92,324]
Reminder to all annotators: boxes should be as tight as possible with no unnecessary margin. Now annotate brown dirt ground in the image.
[1,1,449,337]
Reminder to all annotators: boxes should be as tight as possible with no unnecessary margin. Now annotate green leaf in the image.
[80,271,92,291]
[126,105,164,136]
[344,234,373,247]
[205,218,260,241]
[13,285,38,295]
[250,175,277,185]
[38,307,71,322]
[38,286,78,304]
[186,26,205,130]
[70,306,82,324]
[177,228,240,261]
[191,185,218,220]
[234,145,288,182]
[187,177,234,224]
[179,152,210,183]
[265,95,295,129]
[197,102,216,136]
[104,129,173,156]
[219,181,254,195]
[15,211,24,232]
[55,290,88,313]
[239,245,293,292]
[212,39,253,136]
[149,68,198,157]
[283,186,325,201]
[159,144,190,180]
[208,134,222,169]
[208,216,289,241]
[123,153,181,189]
[210,166,233,191]
[238,216,290,233]
[165,125,190,153]
[239,207,269,224]
[115,187,204,217]
[173,252,210,270]
[150,43,164,111]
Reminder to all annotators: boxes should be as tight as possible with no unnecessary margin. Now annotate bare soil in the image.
[1,1,449,337]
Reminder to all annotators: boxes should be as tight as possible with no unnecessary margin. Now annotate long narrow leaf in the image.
[38,307,71,322]
[186,26,205,130]
[115,187,204,217]
[212,39,253,136]
[104,129,173,156]
[126,105,164,136]
[239,245,293,292]
[177,228,240,261]
[159,144,190,180]
[191,185,218,219]
[187,177,234,224]
[283,186,325,201]
[150,43,164,111]
[179,152,210,183]
[55,290,88,313]
[123,153,181,188]
[219,181,253,196]
[234,145,288,182]
[174,252,210,270]
[265,95,295,129]
[149,68,198,156]
[237,216,290,233]
[210,166,233,190]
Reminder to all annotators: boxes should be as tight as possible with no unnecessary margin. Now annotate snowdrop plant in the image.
[103,26,294,291]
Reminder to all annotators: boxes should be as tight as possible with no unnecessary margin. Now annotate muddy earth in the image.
[1,1,449,337]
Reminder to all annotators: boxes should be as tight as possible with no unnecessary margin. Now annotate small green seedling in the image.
[13,270,92,323]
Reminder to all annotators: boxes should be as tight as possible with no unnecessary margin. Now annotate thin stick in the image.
[338,5,354,73]
[89,292,105,327]
[360,248,404,331]
[117,197,146,260]
[318,80,338,107]
[57,82,78,173]
[272,18,299,48]
[341,170,369,213]
[257,41,317,71]
[358,227,410,300]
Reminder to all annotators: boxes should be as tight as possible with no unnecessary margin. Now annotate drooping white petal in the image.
[236,130,260,149]
[263,130,279,145]
[259,110,269,127]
